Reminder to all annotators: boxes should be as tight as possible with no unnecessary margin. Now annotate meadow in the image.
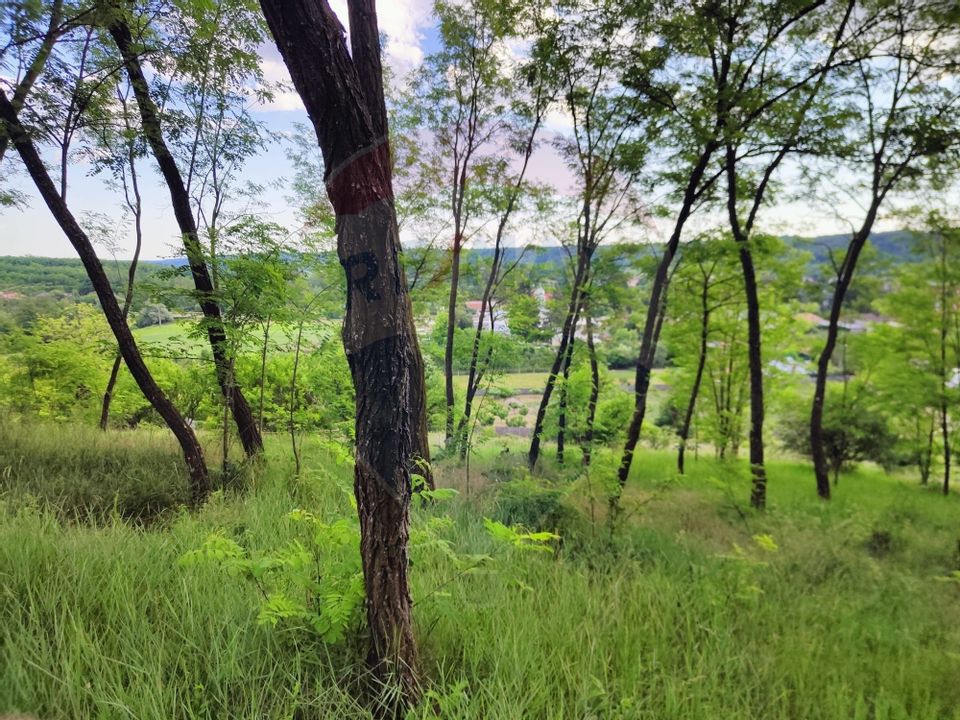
[2,420,958,719]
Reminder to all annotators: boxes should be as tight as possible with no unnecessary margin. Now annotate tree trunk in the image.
[100,354,124,430]
[556,335,576,466]
[582,294,600,467]
[678,283,710,475]
[614,285,669,500]
[941,266,951,496]
[810,204,880,499]
[258,316,271,432]
[0,90,210,502]
[108,16,263,459]
[258,0,421,706]
[101,123,145,430]
[348,0,431,489]
[457,115,541,462]
[444,238,462,448]
[617,143,716,495]
[529,255,588,468]
[457,293,496,462]
[920,414,934,485]
[737,242,767,510]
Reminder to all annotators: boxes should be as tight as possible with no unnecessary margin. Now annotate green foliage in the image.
[1,304,135,423]
[506,294,550,343]
[780,386,898,479]
[180,509,365,644]
[490,475,577,532]
[135,302,174,328]
[483,517,559,552]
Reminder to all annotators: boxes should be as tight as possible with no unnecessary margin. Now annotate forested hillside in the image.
[1,0,959,717]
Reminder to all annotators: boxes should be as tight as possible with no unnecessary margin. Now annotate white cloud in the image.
[258,0,435,112]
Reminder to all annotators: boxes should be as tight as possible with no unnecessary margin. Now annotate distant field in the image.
[134,320,336,351]
[452,367,669,394]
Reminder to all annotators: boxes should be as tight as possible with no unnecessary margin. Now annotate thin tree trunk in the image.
[458,110,544,458]
[259,0,421,705]
[737,242,766,509]
[556,334,576,465]
[810,205,880,499]
[582,294,600,467]
[101,354,125,430]
[617,142,717,494]
[940,249,951,496]
[0,90,209,501]
[529,254,588,468]
[920,414,934,485]
[258,316,271,432]
[678,282,710,475]
[444,238,462,448]
[289,319,305,476]
[101,112,144,430]
[109,17,263,459]
[458,299,496,462]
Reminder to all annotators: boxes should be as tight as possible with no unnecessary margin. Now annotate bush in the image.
[779,398,897,481]
[136,303,174,328]
[491,477,577,532]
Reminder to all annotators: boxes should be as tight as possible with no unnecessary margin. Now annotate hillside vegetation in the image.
[2,423,959,719]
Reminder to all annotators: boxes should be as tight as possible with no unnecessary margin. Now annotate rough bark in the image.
[0,90,209,502]
[108,16,263,459]
[258,0,421,706]
[348,0,433,487]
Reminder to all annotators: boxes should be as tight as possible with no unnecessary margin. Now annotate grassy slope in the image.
[133,320,334,351]
[1,423,959,719]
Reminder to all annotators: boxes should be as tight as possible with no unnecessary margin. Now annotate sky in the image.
[0,0,895,261]
[1,0,441,260]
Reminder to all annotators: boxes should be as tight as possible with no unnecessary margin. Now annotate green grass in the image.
[133,320,336,353]
[2,421,960,718]
[452,368,653,394]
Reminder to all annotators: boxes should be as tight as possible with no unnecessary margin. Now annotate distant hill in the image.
[784,230,918,265]
[0,229,922,296]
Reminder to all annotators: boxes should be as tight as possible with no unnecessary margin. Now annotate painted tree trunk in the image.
[258,0,422,706]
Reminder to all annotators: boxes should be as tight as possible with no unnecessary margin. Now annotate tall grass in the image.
[2,422,959,718]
